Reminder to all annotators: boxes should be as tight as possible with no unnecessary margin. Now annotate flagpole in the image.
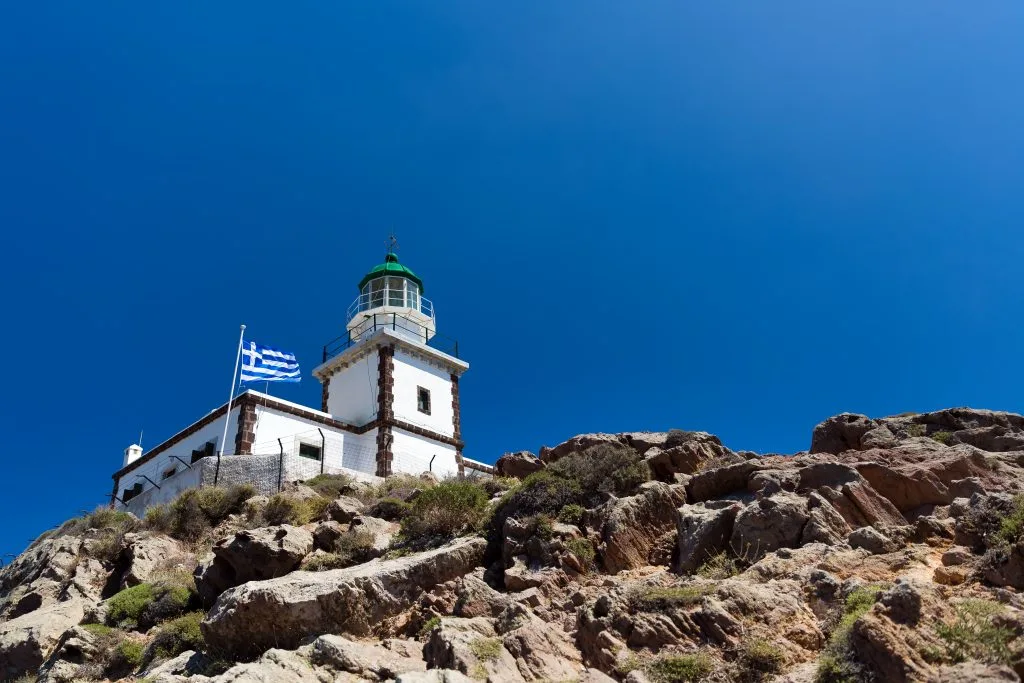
[216,324,246,486]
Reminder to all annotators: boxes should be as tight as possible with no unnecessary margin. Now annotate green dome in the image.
[358,253,424,292]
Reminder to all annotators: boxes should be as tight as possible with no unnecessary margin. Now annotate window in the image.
[417,386,431,415]
[191,440,216,464]
[298,442,323,461]
[123,482,143,503]
[387,277,406,307]
[161,466,177,480]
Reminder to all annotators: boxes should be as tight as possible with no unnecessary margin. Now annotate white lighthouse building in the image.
[111,251,491,514]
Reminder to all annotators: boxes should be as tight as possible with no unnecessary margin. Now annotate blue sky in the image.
[1,2,1023,556]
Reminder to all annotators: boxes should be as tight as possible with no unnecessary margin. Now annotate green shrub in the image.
[81,623,114,637]
[376,473,434,498]
[528,514,555,540]
[996,494,1024,545]
[646,653,715,682]
[696,551,739,580]
[83,507,140,532]
[106,580,194,630]
[739,638,785,677]
[548,443,650,499]
[631,585,714,611]
[419,615,441,638]
[400,481,490,542]
[115,638,145,668]
[370,497,412,521]
[932,431,953,445]
[302,530,376,570]
[488,471,581,533]
[936,599,1013,665]
[814,585,886,682]
[469,637,502,661]
[154,484,256,540]
[557,504,585,526]
[146,611,206,661]
[305,473,355,499]
[144,504,173,532]
[906,424,926,438]
[480,477,518,497]
[260,493,327,526]
[564,537,596,571]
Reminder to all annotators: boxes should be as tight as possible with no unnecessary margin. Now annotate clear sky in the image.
[1,2,1023,557]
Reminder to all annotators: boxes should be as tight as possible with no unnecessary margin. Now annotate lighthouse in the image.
[112,247,484,514]
[313,249,469,477]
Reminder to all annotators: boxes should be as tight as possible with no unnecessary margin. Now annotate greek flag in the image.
[240,340,301,383]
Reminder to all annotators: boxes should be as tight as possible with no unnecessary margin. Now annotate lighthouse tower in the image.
[313,250,469,478]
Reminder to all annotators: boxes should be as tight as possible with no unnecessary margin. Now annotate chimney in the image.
[123,444,143,467]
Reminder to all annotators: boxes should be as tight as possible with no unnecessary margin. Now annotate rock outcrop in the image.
[3,405,1024,682]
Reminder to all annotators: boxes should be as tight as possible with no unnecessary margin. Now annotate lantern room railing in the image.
[346,291,435,324]
[323,311,459,362]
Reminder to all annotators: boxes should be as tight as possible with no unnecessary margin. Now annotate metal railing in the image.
[346,291,435,324]
[322,311,460,361]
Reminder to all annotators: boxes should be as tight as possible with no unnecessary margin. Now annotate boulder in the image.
[931,662,1021,682]
[810,413,878,454]
[326,496,364,524]
[600,482,687,573]
[676,503,742,573]
[496,451,545,479]
[120,533,192,588]
[540,434,624,463]
[349,515,394,552]
[0,599,85,679]
[208,648,323,682]
[311,521,345,552]
[396,671,474,683]
[202,537,486,658]
[730,492,809,561]
[310,634,426,678]
[195,525,313,605]
[848,527,897,555]
[981,543,1024,590]
[687,461,761,502]
[643,432,737,481]
[799,492,852,545]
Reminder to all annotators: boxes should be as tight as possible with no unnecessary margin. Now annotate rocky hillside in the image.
[2,408,1024,683]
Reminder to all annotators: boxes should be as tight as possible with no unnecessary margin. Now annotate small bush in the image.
[155,484,255,540]
[301,552,349,571]
[469,637,503,661]
[370,497,412,521]
[996,494,1024,545]
[144,504,173,532]
[548,443,650,500]
[931,431,953,445]
[480,477,518,497]
[419,615,441,637]
[106,580,194,631]
[114,638,145,668]
[146,611,206,661]
[696,551,739,580]
[376,473,434,498]
[564,537,596,571]
[814,585,885,682]
[557,504,585,526]
[646,653,715,682]
[303,530,376,570]
[906,424,926,438]
[527,514,555,540]
[400,480,490,542]
[936,599,1013,665]
[260,493,327,526]
[305,473,355,499]
[81,623,114,637]
[631,585,714,611]
[739,638,785,677]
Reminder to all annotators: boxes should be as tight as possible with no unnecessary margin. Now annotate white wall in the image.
[392,349,454,437]
[392,427,459,478]
[326,349,379,425]
[115,406,240,505]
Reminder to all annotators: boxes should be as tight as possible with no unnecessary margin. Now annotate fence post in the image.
[318,428,325,475]
[278,438,284,492]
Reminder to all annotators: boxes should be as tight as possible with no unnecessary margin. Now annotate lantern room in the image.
[346,253,436,344]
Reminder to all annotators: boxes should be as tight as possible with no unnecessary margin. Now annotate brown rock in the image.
[730,492,809,561]
[202,537,486,658]
[810,413,878,454]
[601,482,687,573]
[496,451,545,479]
[326,496,365,524]
[195,525,313,605]
[676,503,742,573]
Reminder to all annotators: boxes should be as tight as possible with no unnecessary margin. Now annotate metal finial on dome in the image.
[386,232,399,257]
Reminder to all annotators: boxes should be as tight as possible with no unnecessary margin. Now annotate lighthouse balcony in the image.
[325,306,459,362]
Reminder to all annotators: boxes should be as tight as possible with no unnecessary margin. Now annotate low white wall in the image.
[391,427,459,479]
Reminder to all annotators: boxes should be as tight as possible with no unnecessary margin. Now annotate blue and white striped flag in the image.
[240,340,301,383]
